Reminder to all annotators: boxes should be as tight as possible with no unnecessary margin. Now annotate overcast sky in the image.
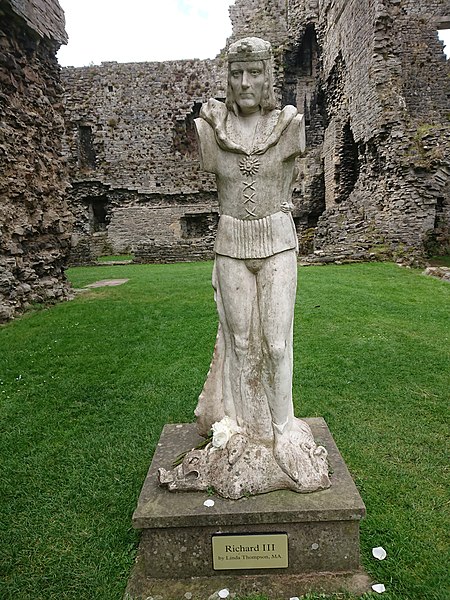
[57,0,449,67]
[439,30,450,55]
[57,0,235,67]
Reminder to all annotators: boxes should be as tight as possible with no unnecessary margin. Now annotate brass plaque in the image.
[212,533,288,570]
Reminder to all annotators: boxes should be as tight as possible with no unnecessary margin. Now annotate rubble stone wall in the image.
[223,0,450,262]
[228,0,288,47]
[311,0,450,262]
[7,0,67,44]
[61,59,226,262]
[0,0,72,322]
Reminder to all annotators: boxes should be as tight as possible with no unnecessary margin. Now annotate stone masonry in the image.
[314,0,450,262]
[62,59,226,264]
[230,0,450,263]
[0,0,72,322]
[62,0,449,265]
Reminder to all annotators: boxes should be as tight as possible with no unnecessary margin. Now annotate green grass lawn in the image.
[0,262,448,600]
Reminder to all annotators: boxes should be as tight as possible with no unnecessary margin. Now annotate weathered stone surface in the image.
[84,278,129,288]
[61,60,225,262]
[126,565,371,600]
[8,0,67,44]
[423,266,450,281]
[311,0,450,264]
[0,0,72,322]
[128,420,368,598]
[158,427,329,499]
[134,421,364,529]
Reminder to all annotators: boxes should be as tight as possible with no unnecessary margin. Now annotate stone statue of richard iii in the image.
[159,37,330,499]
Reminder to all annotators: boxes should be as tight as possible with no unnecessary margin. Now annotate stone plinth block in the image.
[126,418,369,599]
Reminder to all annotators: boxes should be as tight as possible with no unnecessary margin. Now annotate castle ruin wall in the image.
[62,58,227,262]
[312,0,449,261]
[62,0,449,265]
[0,0,72,322]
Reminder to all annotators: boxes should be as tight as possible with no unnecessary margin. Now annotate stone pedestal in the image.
[126,418,370,599]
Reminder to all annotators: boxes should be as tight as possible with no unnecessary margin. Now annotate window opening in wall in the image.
[425,193,449,256]
[335,121,359,204]
[308,171,326,225]
[87,197,108,232]
[282,24,320,115]
[434,196,444,229]
[437,29,450,58]
[77,124,96,170]
[180,212,219,239]
[296,24,318,77]
[324,53,345,129]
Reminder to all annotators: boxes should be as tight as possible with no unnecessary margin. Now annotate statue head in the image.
[225,37,276,116]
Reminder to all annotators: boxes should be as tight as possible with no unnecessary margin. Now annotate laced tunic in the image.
[194,100,305,259]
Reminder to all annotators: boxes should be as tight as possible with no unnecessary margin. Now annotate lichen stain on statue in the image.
[158,38,330,499]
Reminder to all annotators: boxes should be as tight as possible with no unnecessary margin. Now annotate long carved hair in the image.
[225,59,277,116]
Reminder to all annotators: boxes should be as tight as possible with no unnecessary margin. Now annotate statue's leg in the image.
[215,254,256,427]
[257,249,297,428]
[257,250,315,481]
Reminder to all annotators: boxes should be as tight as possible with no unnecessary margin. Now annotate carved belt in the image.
[214,211,298,259]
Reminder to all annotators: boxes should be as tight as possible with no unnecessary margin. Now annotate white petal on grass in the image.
[290,597,300,600]
[372,546,387,560]
[203,499,215,507]
[218,589,230,599]
[372,583,386,593]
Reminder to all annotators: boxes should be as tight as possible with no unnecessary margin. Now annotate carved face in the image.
[229,60,265,115]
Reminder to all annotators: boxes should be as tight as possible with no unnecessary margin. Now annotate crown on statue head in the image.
[227,37,272,63]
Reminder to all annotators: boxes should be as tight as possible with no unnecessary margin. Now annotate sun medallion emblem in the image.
[239,155,260,177]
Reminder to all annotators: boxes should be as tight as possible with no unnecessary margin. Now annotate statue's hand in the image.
[280,201,294,213]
